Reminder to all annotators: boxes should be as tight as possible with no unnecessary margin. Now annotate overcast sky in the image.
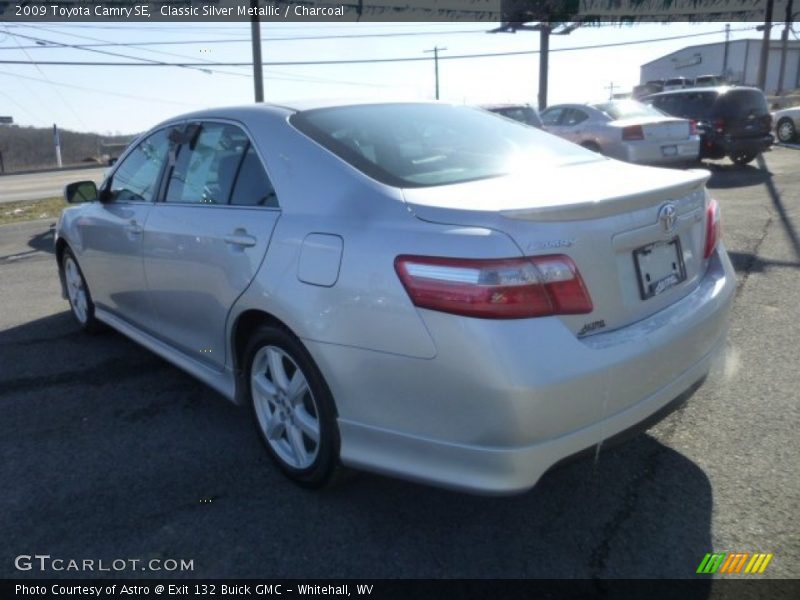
[0,21,778,134]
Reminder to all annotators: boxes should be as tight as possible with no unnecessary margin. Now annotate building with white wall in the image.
[641,39,800,95]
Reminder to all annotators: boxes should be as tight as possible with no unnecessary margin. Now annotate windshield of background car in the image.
[290,104,597,188]
[715,89,769,117]
[594,100,665,120]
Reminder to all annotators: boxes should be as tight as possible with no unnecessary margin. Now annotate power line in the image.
[0,27,494,51]
[0,24,88,130]
[0,26,758,68]
[1,28,402,88]
[0,69,197,106]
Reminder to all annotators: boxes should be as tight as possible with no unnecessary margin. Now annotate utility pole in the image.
[757,0,774,92]
[53,124,62,169]
[604,82,621,100]
[538,25,551,111]
[424,46,446,100]
[777,0,795,95]
[722,23,730,80]
[250,0,264,102]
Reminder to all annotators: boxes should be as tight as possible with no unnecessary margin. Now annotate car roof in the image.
[646,85,762,98]
[155,99,448,127]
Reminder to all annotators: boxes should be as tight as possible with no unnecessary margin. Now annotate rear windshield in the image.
[715,89,769,117]
[290,103,595,188]
[593,100,664,120]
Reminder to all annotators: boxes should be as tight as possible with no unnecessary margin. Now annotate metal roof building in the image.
[641,39,800,95]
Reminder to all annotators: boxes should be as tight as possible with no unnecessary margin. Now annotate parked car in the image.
[57,101,734,494]
[692,74,726,87]
[773,105,800,143]
[663,77,690,91]
[633,82,663,100]
[644,86,773,165]
[481,103,543,128]
[540,100,700,165]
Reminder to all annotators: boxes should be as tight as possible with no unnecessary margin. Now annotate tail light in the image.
[713,118,726,134]
[703,198,721,259]
[394,255,593,319]
[689,120,698,136]
[622,125,645,141]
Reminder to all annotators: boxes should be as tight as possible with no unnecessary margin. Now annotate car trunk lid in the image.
[613,116,692,142]
[402,158,711,337]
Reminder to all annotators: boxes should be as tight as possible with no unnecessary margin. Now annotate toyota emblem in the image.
[658,203,677,233]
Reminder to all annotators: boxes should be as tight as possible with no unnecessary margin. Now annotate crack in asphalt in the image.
[587,404,687,579]
[733,215,773,298]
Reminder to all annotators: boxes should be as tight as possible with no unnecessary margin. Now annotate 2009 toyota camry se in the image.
[56,101,735,494]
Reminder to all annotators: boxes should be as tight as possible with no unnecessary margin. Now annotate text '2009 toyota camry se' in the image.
[56,101,735,494]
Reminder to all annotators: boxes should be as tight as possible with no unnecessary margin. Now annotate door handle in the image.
[126,220,143,235]
[224,233,257,248]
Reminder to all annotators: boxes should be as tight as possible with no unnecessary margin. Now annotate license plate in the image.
[661,145,678,156]
[633,237,686,300]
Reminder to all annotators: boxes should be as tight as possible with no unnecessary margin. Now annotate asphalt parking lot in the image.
[1,148,798,582]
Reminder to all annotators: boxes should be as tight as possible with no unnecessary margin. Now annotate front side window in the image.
[291,104,595,188]
[109,129,171,203]
[165,123,248,205]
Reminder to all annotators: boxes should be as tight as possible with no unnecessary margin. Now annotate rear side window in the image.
[493,107,542,128]
[290,104,595,188]
[541,107,564,126]
[230,145,278,207]
[716,90,769,117]
[562,109,589,126]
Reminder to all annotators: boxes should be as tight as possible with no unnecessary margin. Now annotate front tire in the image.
[776,118,797,143]
[245,325,341,488]
[62,248,101,333]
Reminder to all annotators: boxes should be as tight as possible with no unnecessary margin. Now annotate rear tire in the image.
[245,325,344,488]
[62,248,101,333]
[730,151,756,166]
[776,118,797,143]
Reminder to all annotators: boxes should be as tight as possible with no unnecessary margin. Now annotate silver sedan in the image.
[541,100,700,165]
[56,101,734,494]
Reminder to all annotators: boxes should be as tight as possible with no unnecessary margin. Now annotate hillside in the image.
[0,125,136,173]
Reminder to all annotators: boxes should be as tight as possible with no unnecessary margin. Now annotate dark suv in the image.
[644,87,773,165]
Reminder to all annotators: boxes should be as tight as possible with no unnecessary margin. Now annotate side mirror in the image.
[64,181,98,204]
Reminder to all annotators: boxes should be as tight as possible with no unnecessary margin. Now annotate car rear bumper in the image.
[307,247,736,494]
[702,133,774,157]
[623,139,700,165]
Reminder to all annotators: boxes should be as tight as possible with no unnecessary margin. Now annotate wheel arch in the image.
[230,308,299,405]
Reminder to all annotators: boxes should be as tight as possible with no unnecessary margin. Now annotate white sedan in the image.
[773,106,800,143]
[541,100,700,165]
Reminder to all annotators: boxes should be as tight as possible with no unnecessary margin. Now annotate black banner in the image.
[3,579,800,600]
[0,0,789,22]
